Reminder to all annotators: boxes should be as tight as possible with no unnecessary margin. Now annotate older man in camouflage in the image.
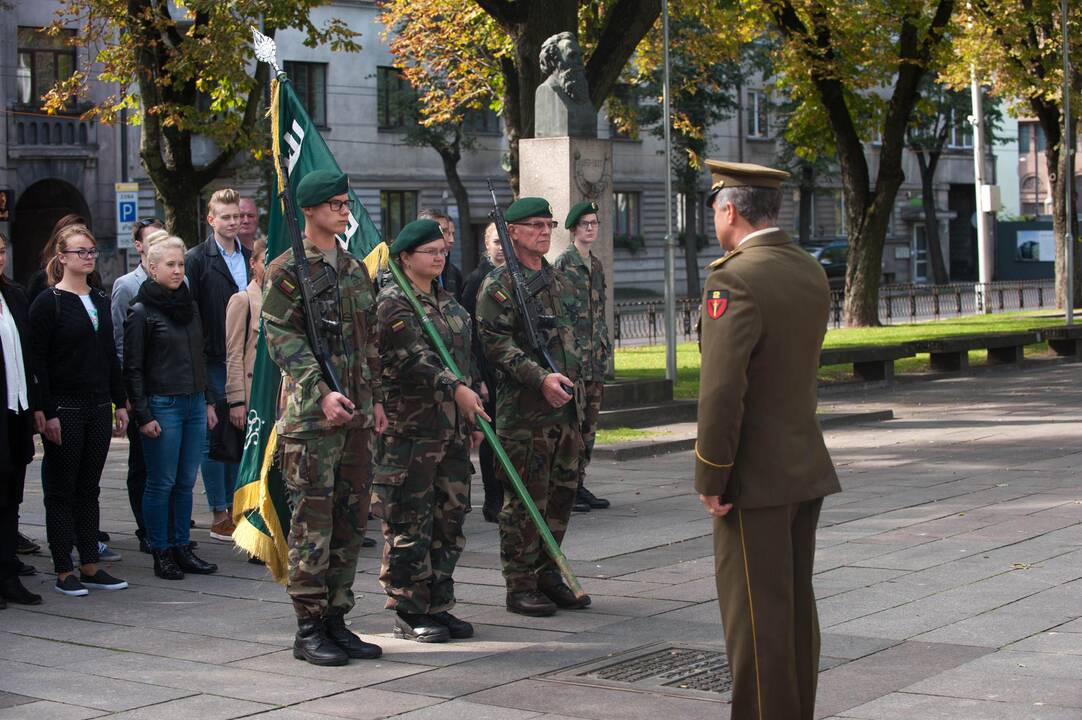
[476,196,590,617]
[262,169,387,666]
[555,201,612,513]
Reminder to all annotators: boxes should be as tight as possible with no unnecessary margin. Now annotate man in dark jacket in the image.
[185,188,251,541]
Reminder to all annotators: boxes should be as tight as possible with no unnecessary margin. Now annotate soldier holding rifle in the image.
[476,196,589,617]
[262,169,386,667]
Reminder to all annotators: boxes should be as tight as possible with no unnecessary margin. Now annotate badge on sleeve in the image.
[706,290,729,319]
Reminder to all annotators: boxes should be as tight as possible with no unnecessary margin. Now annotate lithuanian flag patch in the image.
[390,319,407,333]
[277,276,297,297]
[491,287,510,304]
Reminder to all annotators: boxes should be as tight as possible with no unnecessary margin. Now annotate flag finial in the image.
[251,28,281,75]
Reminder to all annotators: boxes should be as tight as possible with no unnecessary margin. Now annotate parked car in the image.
[806,240,847,290]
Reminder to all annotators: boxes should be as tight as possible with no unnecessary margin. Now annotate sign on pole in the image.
[115,182,139,249]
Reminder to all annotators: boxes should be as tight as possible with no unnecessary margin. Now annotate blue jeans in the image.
[201,360,237,511]
[142,393,206,550]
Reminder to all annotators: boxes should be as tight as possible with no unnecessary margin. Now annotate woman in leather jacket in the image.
[124,235,219,580]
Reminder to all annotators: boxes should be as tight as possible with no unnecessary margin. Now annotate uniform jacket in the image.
[554,244,610,382]
[185,236,251,363]
[0,282,37,494]
[262,239,382,439]
[476,259,581,430]
[225,279,262,407]
[376,278,479,440]
[694,229,840,508]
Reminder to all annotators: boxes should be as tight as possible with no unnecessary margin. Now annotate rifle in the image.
[278,155,345,397]
[486,179,573,395]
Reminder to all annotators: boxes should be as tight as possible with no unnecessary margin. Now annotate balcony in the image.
[7,109,98,162]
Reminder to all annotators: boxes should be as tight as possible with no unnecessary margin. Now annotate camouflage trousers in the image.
[371,434,471,614]
[578,380,604,486]
[495,423,583,592]
[280,427,372,619]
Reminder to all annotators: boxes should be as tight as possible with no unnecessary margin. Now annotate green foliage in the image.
[614,233,647,254]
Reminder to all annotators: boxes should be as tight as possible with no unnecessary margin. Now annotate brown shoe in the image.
[210,518,236,542]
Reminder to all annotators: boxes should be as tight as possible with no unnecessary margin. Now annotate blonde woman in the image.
[30,225,129,597]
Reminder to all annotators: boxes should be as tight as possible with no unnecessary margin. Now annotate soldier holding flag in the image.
[261,169,386,667]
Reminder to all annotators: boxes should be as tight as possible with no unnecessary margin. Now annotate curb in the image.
[593,409,894,462]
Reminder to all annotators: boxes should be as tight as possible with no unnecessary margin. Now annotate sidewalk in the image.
[3,364,1082,719]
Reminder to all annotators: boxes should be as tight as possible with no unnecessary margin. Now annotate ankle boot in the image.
[324,613,382,659]
[293,617,349,666]
[152,549,184,580]
[172,545,217,574]
[1,576,43,605]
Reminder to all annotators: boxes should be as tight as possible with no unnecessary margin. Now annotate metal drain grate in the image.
[544,643,732,701]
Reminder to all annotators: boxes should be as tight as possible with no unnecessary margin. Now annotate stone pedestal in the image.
[519,136,615,370]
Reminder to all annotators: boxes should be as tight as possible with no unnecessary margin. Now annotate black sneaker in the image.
[16,532,40,555]
[79,569,128,591]
[55,575,89,597]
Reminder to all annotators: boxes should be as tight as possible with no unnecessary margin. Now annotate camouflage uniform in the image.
[476,260,584,592]
[554,245,610,479]
[371,279,478,614]
[262,240,383,619]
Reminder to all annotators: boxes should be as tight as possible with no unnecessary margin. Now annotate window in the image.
[285,61,328,127]
[377,66,416,130]
[1036,124,1047,152]
[17,27,76,108]
[1018,123,1032,154]
[746,89,768,138]
[464,108,501,135]
[948,108,973,149]
[613,192,641,237]
[380,190,418,241]
[676,192,706,235]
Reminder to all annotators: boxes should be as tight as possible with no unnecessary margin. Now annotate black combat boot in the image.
[172,545,217,574]
[538,572,591,609]
[430,611,474,639]
[577,485,610,509]
[293,617,349,666]
[505,590,557,617]
[152,549,184,580]
[394,611,451,643]
[324,613,383,659]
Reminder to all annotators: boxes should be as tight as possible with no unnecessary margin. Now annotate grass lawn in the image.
[594,427,668,445]
[615,311,1065,399]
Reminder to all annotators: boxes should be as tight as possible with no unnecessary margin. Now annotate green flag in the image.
[232,75,382,582]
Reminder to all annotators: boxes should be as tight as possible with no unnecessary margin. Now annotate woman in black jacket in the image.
[30,224,129,597]
[0,231,41,607]
[125,235,219,580]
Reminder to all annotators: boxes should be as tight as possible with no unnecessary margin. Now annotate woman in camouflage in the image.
[373,219,488,643]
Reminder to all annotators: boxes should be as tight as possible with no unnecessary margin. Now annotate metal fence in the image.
[613,279,1057,345]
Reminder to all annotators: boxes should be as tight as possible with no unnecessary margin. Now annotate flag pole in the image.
[661,0,677,382]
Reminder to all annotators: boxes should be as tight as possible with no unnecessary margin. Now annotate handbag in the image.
[209,399,244,462]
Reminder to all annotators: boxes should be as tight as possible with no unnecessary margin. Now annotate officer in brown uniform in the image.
[694,160,840,720]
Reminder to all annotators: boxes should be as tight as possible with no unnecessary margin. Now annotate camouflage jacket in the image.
[476,259,582,429]
[554,244,610,381]
[377,278,479,440]
[262,239,383,439]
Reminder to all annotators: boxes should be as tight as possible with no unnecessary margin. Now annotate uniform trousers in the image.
[41,396,113,573]
[372,434,471,614]
[577,380,603,488]
[280,426,372,619]
[496,422,582,591]
[714,497,823,720]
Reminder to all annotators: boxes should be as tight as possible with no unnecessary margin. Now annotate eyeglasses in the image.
[61,248,99,259]
[578,220,601,229]
[136,217,163,229]
[413,248,450,257]
[325,199,350,212]
[513,220,558,231]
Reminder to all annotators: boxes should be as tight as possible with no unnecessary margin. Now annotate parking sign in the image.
[115,182,140,248]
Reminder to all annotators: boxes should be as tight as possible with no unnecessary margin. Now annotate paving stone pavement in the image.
[3,364,1082,719]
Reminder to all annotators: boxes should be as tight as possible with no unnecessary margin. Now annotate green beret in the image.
[390,219,445,255]
[564,201,599,229]
[505,197,553,223]
[295,169,349,208]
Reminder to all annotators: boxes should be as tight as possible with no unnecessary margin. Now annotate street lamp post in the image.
[1063,0,1074,325]
[662,0,677,382]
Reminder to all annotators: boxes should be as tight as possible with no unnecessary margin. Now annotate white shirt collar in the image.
[737,226,781,248]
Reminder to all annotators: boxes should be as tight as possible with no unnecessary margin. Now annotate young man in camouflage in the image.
[373,219,488,643]
[476,197,590,617]
[555,201,612,513]
[262,169,387,666]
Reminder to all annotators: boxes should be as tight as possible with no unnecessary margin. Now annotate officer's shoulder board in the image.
[707,248,742,271]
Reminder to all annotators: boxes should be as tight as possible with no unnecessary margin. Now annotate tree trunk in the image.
[681,189,700,298]
[1045,138,1082,310]
[436,145,476,273]
[798,164,814,245]
[915,150,949,283]
[842,192,894,326]
[158,179,203,248]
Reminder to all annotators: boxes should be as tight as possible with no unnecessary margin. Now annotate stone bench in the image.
[819,344,916,383]
[910,332,1039,372]
[1034,325,1082,358]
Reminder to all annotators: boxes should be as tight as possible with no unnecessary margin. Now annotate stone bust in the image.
[534,32,597,139]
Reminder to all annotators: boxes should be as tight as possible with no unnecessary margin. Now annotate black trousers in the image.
[42,397,113,573]
[1,410,29,581]
[125,415,146,539]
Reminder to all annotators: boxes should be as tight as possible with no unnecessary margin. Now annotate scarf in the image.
[136,279,195,326]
